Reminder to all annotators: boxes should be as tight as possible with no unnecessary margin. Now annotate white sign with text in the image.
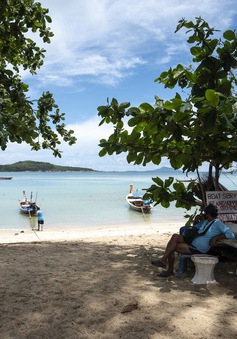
[206,191,237,221]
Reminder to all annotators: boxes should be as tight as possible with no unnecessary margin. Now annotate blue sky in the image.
[1,0,237,171]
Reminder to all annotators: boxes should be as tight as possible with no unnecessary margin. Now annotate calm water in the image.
[1,171,237,231]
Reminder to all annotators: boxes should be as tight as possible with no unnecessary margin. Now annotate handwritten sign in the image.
[206,191,237,221]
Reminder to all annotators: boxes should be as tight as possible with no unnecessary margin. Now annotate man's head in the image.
[203,204,218,218]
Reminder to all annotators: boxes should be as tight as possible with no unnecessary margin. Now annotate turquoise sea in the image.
[1,170,237,231]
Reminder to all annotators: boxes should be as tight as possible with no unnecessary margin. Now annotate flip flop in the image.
[151,260,166,268]
[157,271,174,277]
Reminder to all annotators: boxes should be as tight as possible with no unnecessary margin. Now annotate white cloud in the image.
[27,0,236,88]
[41,116,159,171]
[38,54,145,87]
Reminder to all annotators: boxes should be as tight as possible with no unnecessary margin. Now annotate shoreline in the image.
[0,222,183,244]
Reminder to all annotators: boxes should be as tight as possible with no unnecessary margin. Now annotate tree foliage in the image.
[97,17,237,216]
[0,0,76,157]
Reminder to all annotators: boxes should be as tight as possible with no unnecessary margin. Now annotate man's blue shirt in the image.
[191,219,235,253]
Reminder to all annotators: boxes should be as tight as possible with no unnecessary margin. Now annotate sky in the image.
[1,0,237,171]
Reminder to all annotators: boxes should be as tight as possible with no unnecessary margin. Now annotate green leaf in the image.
[152,177,164,186]
[139,103,154,112]
[223,30,235,41]
[205,89,219,107]
[190,46,202,56]
[130,130,141,142]
[128,117,140,127]
[117,121,124,129]
[111,98,118,108]
[135,153,143,165]
[45,15,52,23]
[152,154,161,165]
[161,200,170,208]
[203,110,217,131]
[127,152,136,163]
[119,102,130,110]
[164,101,174,110]
[219,113,234,129]
[164,177,174,188]
[127,107,140,115]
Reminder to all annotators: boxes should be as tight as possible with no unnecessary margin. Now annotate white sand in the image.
[0,222,180,244]
[0,223,237,338]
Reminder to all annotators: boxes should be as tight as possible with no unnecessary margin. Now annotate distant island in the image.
[140,166,182,173]
[0,161,97,172]
[0,160,187,173]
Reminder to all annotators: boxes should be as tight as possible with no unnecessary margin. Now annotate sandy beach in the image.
[1,223,237,338]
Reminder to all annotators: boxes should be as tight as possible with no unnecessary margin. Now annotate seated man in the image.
[151,204,235,277]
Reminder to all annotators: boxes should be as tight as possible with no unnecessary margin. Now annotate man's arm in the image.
[210,234,226,247]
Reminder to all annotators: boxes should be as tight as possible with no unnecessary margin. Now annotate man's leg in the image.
[152,234,188,267]
[157,252,175,277]
[162,234,184,262]
[157,243,192,277]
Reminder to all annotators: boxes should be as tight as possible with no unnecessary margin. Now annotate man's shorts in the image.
[188,245,203,254]
[38,220,44,224]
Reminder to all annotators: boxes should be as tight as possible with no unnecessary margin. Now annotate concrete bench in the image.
[191,254,219,284]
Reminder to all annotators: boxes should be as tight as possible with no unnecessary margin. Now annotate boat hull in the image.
[19,200,39,216]
[126,194,152,213]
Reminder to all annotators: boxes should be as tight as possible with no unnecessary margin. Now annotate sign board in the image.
[206,191,237,221]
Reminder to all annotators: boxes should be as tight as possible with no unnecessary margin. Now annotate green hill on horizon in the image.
[0,161,97,172]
